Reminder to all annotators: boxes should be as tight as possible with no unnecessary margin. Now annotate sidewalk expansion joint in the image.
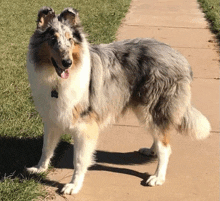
[112,125,219,134]
[123,24,208,30]
[194,77,219,80]
[112,124,141,128]
[211,130,220,134]
[173,46,212,50]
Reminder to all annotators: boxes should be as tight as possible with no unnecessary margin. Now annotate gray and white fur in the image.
[26,7,211,195]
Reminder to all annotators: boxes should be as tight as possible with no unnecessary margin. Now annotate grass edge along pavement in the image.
[197,0,220,41]
[0,0,131,200]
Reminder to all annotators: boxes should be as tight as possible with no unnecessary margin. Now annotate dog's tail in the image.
[178,106,211,140]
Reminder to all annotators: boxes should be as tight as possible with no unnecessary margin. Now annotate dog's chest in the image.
[42,86,74,127]
[30,77,81,131]
[27,57,91,130]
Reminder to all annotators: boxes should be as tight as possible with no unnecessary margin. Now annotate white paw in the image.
[26,166,47,174]
[139,148,156,157]
[147,175,165,186]
[61,183,81,195]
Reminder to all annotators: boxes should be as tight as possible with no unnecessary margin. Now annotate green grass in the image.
[0,0,131,138]
[0,0,131,200]
[198,0,220,40]
[0,177,46,201]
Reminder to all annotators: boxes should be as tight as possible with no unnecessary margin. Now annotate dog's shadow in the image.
[0,136,155,192]
[47,144,156,192]
[57,144,156,168]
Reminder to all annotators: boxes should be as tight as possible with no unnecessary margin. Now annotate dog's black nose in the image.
[62,59,72,68]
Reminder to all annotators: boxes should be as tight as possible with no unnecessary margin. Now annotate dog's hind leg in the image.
[146,130,171,186]
[139,139,157,157]
[61,120,99,195]
[27,123,62,173]
[133,107,157,157]
[134,105,172,186]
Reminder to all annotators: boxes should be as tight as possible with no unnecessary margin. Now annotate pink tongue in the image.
[61,69,70,79]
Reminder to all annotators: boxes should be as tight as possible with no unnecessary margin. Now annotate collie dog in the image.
[26,7,211,195]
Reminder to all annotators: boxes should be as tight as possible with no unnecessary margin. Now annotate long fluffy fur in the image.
[178,106,211,139]
[26,7,211,194]
[90,39,210,138]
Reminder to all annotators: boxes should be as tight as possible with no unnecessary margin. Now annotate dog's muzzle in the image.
[51,57,70,79]
[62,59,72,68]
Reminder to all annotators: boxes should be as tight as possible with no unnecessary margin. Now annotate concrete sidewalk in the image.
[47,0,219,200]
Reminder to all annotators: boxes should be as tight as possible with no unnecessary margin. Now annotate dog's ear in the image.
[37,7,55,30]
[59,8,80,27]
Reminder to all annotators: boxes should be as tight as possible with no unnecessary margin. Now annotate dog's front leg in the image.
[27,122,62,173]
[61,120,99,195]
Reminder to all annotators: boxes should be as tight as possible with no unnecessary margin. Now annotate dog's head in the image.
[34,7,83,79]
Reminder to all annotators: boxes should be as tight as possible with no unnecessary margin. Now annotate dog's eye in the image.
[51,37,57,45]
[68,38,73,43]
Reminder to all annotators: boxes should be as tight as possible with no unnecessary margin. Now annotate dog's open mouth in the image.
[51,57,70,79]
